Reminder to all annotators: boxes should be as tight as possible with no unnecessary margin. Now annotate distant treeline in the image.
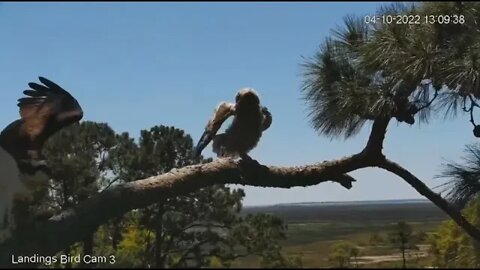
[242,201,447,224]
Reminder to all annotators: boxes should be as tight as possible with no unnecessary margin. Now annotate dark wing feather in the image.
[38,76,66,92]
[28,82,50,93]
[17,77,83,140]
[17,97,45,105]
[261,106,272,131]
[195,102,235,157]
[22,89,48,97]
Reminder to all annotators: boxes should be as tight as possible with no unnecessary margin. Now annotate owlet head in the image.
[235,88,260,105]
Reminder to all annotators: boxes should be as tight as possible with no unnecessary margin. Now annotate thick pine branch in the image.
[378,158,480,241]
[363,118,390,157]
[2,117,480,268]
[366,118,480,242]
[0,157,360,267]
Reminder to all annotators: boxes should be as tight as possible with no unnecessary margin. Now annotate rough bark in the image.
[0,157,358,267]
[362,118,390,157]
[2,117,480,267]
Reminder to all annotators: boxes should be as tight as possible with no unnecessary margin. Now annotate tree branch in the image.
[362,118,390,158]
[462,95,480,127]
[378,158,480,242]
[363,117,480,243]
[2,115,480,269]
[99,176,121,192]
[414,86,439,113]
[0,157,359,267]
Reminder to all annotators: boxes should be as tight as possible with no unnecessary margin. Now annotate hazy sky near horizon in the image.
[0,2,475,206]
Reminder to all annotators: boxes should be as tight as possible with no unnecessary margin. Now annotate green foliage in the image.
[301,14,391,139]
[12,121,118,240]
[369,231,385,245]
[301,2,480,139]
[109,217,152,267]
[44,121,117,209]
[433,141,480,268]
[41,122,119,266]
[328,240,359,268]
[438,142,480,209]
[388,221,419,268]
[232,214,302,268]
[388,222,417,249]
[38,122,297,268]
[429,198,480,268]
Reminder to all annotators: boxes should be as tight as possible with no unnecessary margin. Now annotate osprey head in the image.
[235,88,260,106]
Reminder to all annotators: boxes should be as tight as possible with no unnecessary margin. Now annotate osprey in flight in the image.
[195,88,272,160]
[0,77,83,239]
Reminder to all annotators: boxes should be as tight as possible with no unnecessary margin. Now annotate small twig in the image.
[463,96,470,112]
[414,83,439,113]
[99,176,121,192]
[47,183,61,191]
[469,94,480,108]
[461,95,478,126]
[468,95,477,126]
[470,106,476,126]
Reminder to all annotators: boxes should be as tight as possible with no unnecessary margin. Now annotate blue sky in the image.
[0,2,475,206]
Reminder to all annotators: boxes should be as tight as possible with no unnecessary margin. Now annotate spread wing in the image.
[18,76,83,141]
[261,106,272,131]
[194,102,235,157]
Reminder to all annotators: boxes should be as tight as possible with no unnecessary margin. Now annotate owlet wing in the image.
[195,102,235,157]
[261,106,272,131]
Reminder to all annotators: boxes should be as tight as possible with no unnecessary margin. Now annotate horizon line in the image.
[243,198,430,208]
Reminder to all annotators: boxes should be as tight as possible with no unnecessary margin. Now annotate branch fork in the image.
[1,115,480,267]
